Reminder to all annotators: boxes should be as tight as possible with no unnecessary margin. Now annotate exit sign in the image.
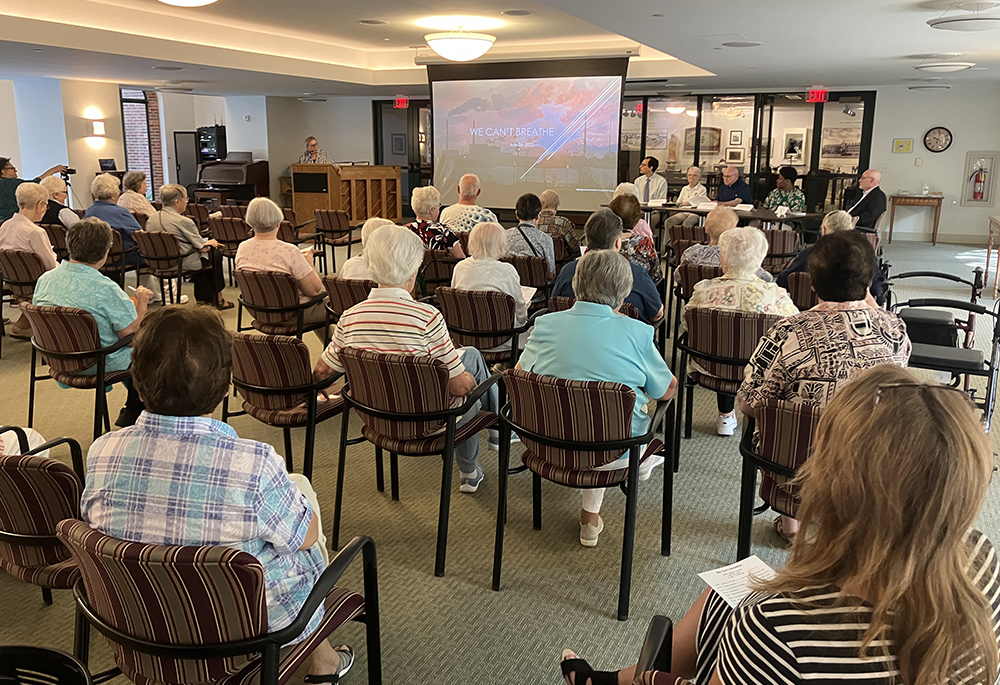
[806,89,828,103]
[394,96,409,109]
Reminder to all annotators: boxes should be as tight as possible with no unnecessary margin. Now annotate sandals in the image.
[304,645,354,684]
[773,515,796,546]
[215,298,234,311]
[560,649,618,685]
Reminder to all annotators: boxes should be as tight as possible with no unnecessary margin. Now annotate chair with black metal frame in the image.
[41,223,69,262]
[222,332,353,481]
[207,215,249,287]
[786,270,819,311]
[58,519,382,685]
[314,209,362,276]
[492,368,673,621]
[97,230,140,289]
[21,304,134,442]
[321,275,377,346]
[129,212,149,230]
[419,249,462,297]
[133,230,198,304]
[0,431,84,606]
[0,249,46,357]
[219,204,248,220]
[501,253,552,312]
[234,269,328,340]
[0,646,93,685]
[760,228,800,275]
[547,296,641,320]
[669,263,724,370]
[183,201,211,236]
[332,347,500,577]
[736,400,821,559]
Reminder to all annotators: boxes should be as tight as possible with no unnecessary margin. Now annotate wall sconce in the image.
[418,132,427,143]
[91,120,106,136]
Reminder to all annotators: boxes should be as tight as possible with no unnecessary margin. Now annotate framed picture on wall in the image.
[892,138,913,154]
[782,128,806,163]
[684,127,722,153]
[725,147,745,165]
[962,150,998,207]
[390,133,406,156]
[729,130,743,146]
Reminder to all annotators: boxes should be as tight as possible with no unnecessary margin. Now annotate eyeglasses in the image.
[874,381,976,411]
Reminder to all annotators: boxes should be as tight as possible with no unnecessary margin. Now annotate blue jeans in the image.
[453,347,498,474]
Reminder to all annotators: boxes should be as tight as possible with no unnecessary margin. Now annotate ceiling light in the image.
[424,32,496,61]
[358,19,388,25]
[908,84,952,90]
[152,65,183,71]
[156,0,218,6]
[685,109,698,118]
[928,1,1000,29]
[157,87,194,93]
[721,40,762,47]
[916,61,976,72]
[665,106,686,114]
[501,9,534,16]
[298,97,328,102]
[415,15,505,31]
[842,105,856,117]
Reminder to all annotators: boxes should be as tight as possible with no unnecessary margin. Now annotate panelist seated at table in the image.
[633,156,668,204]
[664,166,708,230]
[844,168,886,229]
[762,166,805,213]
[715,166,752,207]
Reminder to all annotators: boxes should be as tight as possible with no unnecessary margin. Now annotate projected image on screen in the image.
[433,75,622,211]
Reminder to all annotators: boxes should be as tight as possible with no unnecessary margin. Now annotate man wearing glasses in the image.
[39,176,80,229]
[0,157,68,222]
[716,166,752,207]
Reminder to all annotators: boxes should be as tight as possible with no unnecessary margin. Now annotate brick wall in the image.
[145,92,164,196]
[122,100,152,198]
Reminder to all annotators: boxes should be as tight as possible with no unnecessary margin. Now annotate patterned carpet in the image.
[1,240,998,684]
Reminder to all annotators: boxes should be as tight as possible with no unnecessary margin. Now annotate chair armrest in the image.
[635,615,673,674]
[0,426,30,455]
[302,291,328,308]
[516,308,548,333]
[452,371,502,415]
[101,333,135,355]
[24,436,84,480]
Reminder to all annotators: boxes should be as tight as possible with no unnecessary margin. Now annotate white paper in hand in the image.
[697,555,776,608]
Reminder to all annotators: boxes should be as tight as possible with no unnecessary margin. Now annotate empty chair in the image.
[314,209,362,275]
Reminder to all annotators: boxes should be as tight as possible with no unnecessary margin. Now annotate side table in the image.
[888,194,944,245]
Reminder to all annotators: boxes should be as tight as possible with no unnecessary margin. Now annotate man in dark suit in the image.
[844,169,886,228]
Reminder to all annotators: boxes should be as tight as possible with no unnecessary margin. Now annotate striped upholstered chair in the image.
[492,368,672,621]
[547,296,641,320]
[501,254,552,309]
[97,230,140,289]
[321,276,376,345]
[234,269,327,339]
[787,270,819,311]
[314,209,362,276]
[207,216,249,286]
[21,304,134,442]
[760,228,801,275]
[0,249,46,305]
[670,263,723,368]
[333,347,500,578]
[0,431,84,606]
[134,230,198,304]
[40,223,69,262]
[737,399,822,559]
[57,519,381,685]
[419,249,461,296]
[436,287,540,368]
[224,332,346,480]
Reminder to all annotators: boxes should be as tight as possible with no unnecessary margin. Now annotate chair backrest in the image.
[231,332,313,411]
[0,454,81,578]
[134,230,184,275]
[503,368,636,470]
[501,254,549,288]
[421,250,460,290]
[20,304,103,374]
[685,308,781,380]
[219,204,247,220]
[671,240,701,264]
[668,224,707,255]
[281,207,298,225]
[757,398,822,516]
[56,519,267,685]
[98,231,126,274]
[340,347,452,440]
[130,212,149,230]
[40,223,69,261]
[546,296,640,320]
[786,271,819,311]
[207,216,249,248]
[277,220,299,244]
[437,287,516,350]
[183,202,210,231]
[456,231,471,256]
[314,209,351,236]
[323,276,377,318]
[761,229,800,274]
[233,270,302,325]
[674,263,724,300]
[0,250,46,301]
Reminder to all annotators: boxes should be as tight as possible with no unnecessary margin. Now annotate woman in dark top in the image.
[561,364,1000,685]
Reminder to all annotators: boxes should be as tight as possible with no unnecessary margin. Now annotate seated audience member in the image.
[738,230,910,543]
[664,166,708,229]
[762,165,806,213]
[0,157,67,222]
[339,217,394,281]
[32,218,151,427]
[81,306,355,684]
[846,168,886,228]
[38,175,80,229]
[313,225,498,492]
[552,209,663,324]
[536,189,579,256]
[0,182,58,337]
[438,173,498,232]
[84,173,142,264]
[676,207,772,282]
[405,186,465,259]
[149,184,230,309]
[117,170,157,217]
[609,193,661,285]
[236,196,326,335]
[612,183,656,248]
[684,226,797,436]
[716,166,752,207]
[777,209,885,300]
[518,249,676,547]
[506,192,555,275]
[451,221,528,350]
[560,364,1000,685]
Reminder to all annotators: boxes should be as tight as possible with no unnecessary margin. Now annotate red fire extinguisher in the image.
[974,168,986,201]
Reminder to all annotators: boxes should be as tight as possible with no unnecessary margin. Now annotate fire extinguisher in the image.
[974,168,986,201]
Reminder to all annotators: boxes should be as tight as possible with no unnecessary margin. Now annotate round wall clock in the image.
[923,126,953,153]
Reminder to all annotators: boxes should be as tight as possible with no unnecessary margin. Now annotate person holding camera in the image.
[0,157,69,222]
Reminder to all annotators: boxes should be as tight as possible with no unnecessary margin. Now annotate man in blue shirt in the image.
[716,166,752,206]
[552,209,663,324]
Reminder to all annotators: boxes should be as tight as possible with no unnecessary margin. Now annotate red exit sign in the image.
[806,89,828,103]
[394,96,409,109]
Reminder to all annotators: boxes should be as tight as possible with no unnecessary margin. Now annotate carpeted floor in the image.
[1,240,998,684]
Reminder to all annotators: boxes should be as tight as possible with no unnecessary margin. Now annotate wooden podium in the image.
[289,164,402,223]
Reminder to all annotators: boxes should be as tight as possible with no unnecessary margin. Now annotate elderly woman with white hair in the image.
[84,173,143,267]
[117,170,157,217]
[684,226,797,436]
[339,217,394,281]
[149,184,229,308]
[676,206,772,282]
[0,182,58,337]
[235,196,327,330]
[38,175,80,229]
[664,166,708,230]
[776,209,885,301]
[404,185,465,259]
[452,221,529,346]
[314,224,498,492]
[517,249,676,547]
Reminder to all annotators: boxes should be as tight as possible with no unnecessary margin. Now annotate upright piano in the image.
[192,156,269,208]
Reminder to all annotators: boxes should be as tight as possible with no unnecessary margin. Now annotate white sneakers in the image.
[580,516,604,547]
[716,414,738,437]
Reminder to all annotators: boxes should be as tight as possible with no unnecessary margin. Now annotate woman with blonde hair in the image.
[560,363,1000,685]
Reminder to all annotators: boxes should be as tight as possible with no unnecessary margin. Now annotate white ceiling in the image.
[0,0,997,95]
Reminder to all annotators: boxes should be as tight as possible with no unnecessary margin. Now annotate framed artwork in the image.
[390,133,406,156]
[962,150,998,207]
[892,138,913,154]
[782,128,806,162]
[820,127,861,159]
[725,147,745,165]
[684,126,722,153]
[729,130,743,146]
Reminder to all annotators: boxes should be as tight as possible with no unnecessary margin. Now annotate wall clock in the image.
[923,126,953,153]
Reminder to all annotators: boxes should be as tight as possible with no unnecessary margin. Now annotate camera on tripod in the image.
[59,167,76,181]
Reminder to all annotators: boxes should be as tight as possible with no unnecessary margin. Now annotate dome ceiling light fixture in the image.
[908,84,952,90]
[915,60,976,72]
[417,15,503,62]
[665,106,687,114]
[156,0,219,6]
[927,1,1000,30]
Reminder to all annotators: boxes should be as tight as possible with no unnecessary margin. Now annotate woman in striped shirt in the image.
[561,364,1000,685]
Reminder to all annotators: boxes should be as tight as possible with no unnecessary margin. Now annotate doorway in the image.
[374,99,431,219]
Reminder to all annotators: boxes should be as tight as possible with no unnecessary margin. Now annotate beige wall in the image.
[60,79,126,207]
[0,81,21,172]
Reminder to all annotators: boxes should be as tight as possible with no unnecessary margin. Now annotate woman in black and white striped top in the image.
[562,365,1000,685]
